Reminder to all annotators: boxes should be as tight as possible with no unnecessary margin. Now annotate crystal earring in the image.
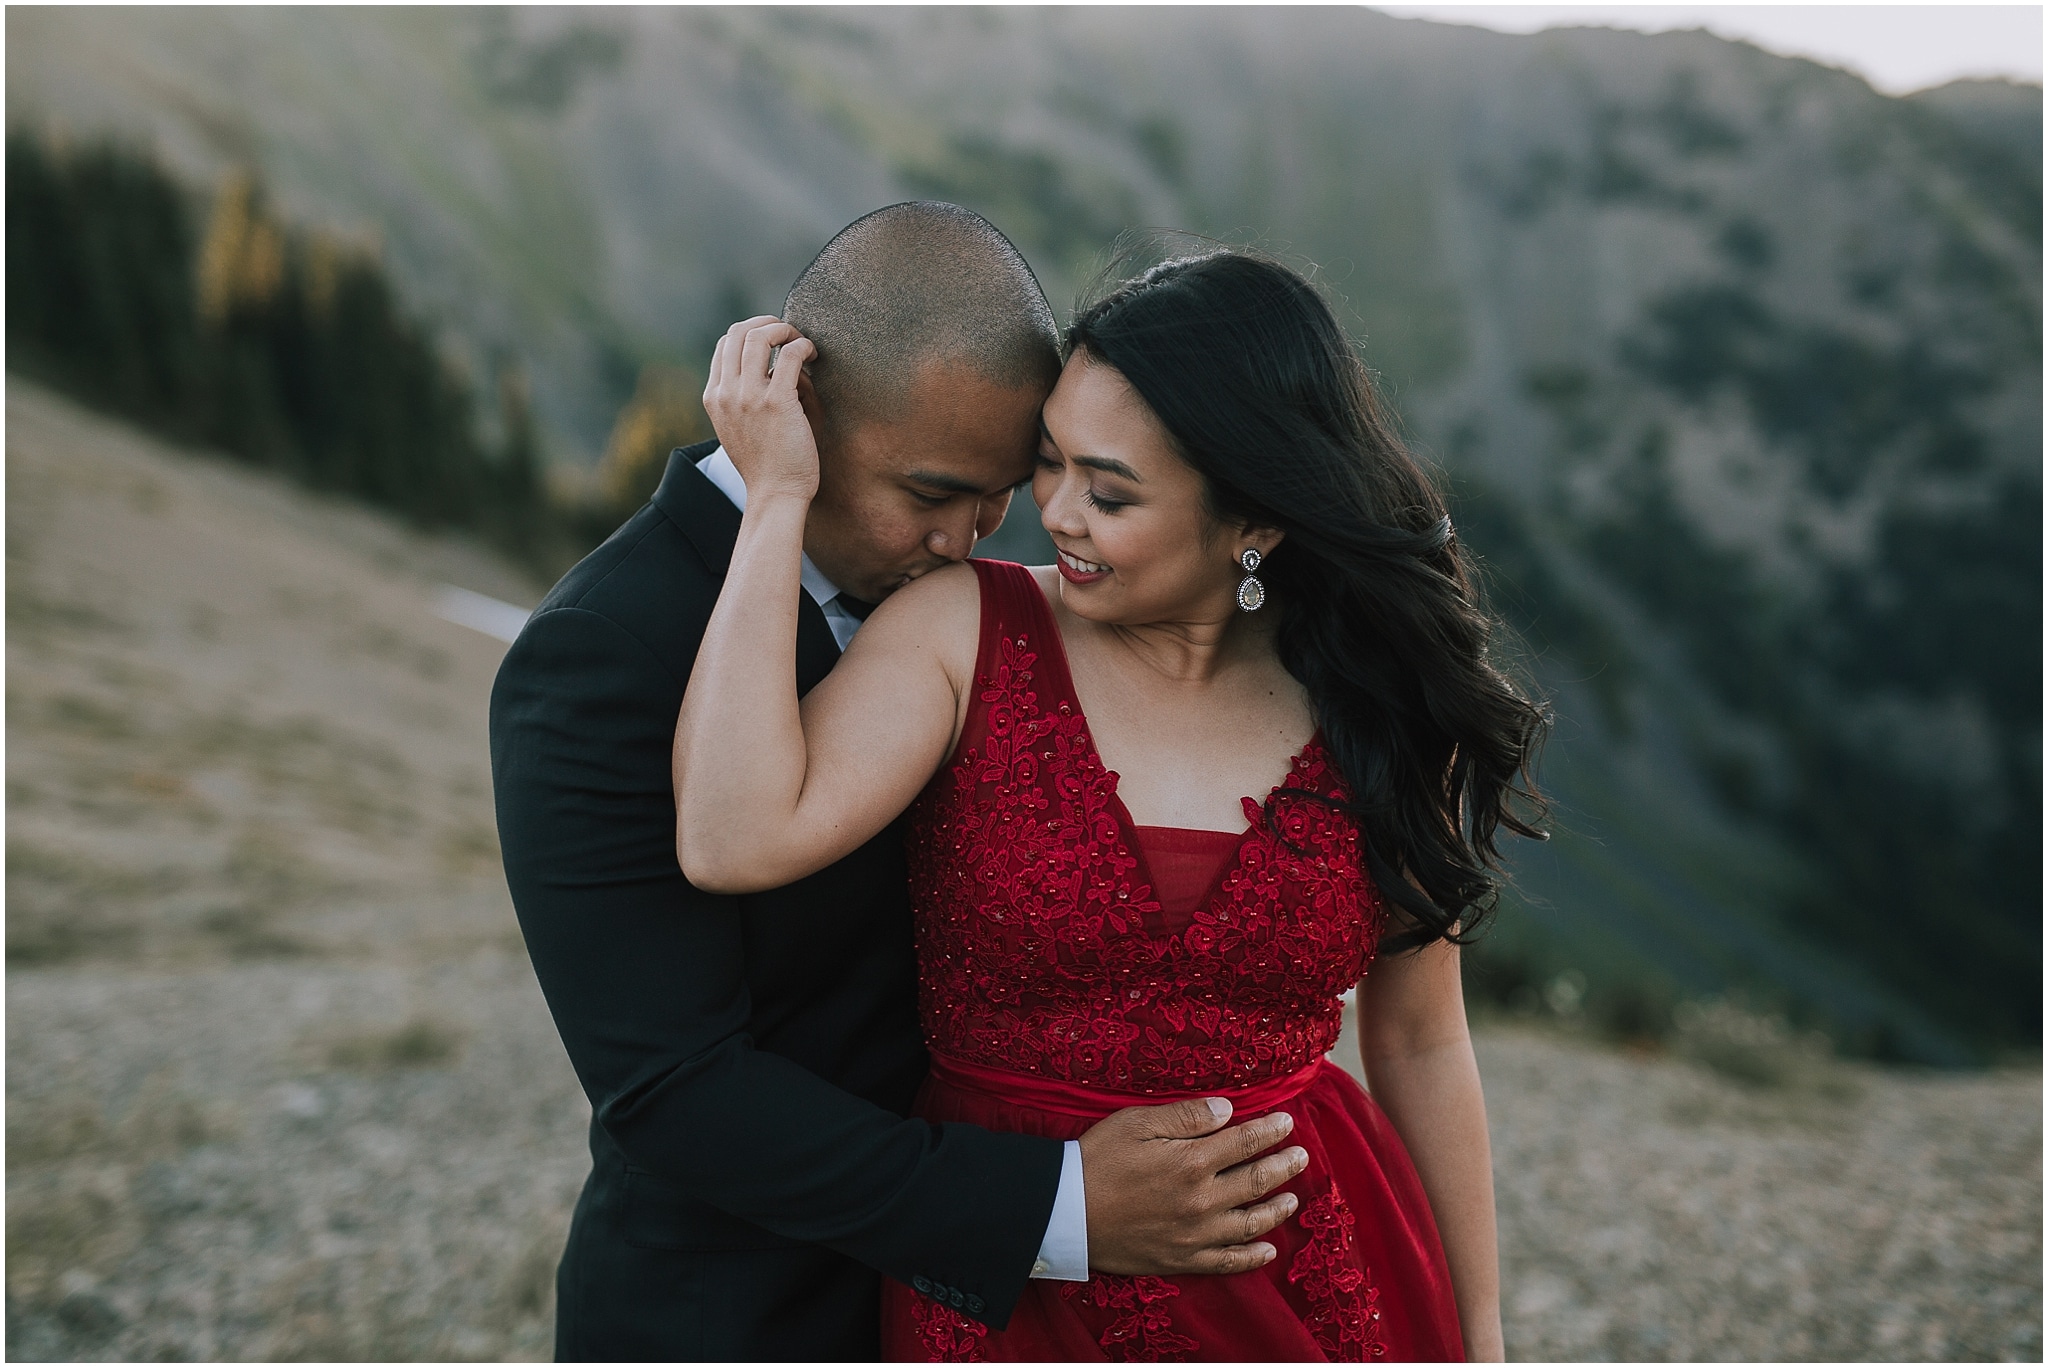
[1235,548,1266,612]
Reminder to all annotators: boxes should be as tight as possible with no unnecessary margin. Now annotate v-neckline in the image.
[1020,573,1322,922]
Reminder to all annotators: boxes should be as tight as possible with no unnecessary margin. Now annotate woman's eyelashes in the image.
[1037,451,1130,513]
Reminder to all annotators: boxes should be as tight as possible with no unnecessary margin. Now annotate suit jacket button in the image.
[949,1289,966,1309]
[966,1294,985,1315]
[913,1275,933,1295]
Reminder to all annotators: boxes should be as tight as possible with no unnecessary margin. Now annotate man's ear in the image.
[796,365,826,435]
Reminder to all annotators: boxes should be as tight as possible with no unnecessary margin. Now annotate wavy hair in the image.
[1065,246,1549,948]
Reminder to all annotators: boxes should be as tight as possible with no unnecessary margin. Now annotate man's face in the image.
[802,360,1045,603]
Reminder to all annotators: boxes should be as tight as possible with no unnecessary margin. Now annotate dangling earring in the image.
[1235,548,1266,612]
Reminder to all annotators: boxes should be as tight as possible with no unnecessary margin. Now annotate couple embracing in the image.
[492,202,1544,1362]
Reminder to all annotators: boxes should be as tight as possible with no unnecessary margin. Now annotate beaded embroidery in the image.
[905,574,1384,1096]
[903,564,1399,1362]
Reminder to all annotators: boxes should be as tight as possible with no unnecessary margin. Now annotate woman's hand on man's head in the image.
[703,316,822,505]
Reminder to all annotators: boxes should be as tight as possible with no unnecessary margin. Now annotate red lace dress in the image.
[880,561,1464,1363]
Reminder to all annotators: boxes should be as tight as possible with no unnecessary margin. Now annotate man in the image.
[491,202,1304,1360]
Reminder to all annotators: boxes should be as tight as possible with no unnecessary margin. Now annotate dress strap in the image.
[966,558,1068,685]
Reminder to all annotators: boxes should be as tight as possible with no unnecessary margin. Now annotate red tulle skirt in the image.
[882,1056,1464,1362]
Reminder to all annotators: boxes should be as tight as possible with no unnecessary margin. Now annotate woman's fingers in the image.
[706,318,814,435]
[738,319,804,388]
[710,315,780,394]
[702,317,822,503]
[768,336,815,397]
[718,316,770,386]
[703,334,728,408]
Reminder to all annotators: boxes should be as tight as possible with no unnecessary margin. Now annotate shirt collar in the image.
[697,445,844,609]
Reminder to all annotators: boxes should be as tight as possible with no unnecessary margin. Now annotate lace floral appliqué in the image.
[1058,1275,1200,1361]
[911,1295,989,1362]
[1289,1184,1388,1360]
[901,564,1412,1364]
[907,620,1385,1097]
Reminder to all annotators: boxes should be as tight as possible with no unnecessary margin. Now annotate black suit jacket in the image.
[490,443,1063,1361]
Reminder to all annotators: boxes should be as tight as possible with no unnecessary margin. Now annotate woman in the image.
[674,249,1546,1361]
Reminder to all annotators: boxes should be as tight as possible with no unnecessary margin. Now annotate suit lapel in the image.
[652,445,843,693]
[654,441,738,576]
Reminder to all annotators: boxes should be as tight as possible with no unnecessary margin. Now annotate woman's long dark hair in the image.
[1067,246,1549,949]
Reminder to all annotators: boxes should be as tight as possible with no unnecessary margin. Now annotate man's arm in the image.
[494,603,1061,1327]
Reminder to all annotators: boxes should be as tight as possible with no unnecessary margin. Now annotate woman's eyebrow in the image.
[1073,455,1142,483]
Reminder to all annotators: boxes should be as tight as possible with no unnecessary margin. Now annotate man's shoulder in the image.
[517,503,718,678]
[547,448,731,609]
[543,504,692,606]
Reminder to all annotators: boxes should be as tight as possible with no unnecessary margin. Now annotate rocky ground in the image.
[7,378,2040,1361]
[1469,1028,2038,1360]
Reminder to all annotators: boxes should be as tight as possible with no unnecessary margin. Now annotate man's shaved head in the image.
[784,201,1060,432]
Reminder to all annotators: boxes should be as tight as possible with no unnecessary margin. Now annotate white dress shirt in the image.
[697,447,865,650]
[696,446,1089,1281]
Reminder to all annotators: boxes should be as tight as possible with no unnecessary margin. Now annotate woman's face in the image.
[1033,352,1260,626]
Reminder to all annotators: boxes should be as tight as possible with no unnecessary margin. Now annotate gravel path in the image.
[8,380,2040,1360]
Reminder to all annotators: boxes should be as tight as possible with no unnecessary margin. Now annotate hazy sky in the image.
[1372,5,2044,93]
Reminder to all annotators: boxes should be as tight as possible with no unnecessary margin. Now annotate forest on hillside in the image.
[6,7,2039,1061]
[5,136,567,562]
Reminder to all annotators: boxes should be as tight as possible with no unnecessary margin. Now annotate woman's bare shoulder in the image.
[870,559,982,619]
[852,561,984,674]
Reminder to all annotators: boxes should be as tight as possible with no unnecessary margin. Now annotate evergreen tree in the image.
[6,131,564,566]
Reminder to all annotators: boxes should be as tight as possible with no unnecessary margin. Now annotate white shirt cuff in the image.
[1029,1140,1089,1281]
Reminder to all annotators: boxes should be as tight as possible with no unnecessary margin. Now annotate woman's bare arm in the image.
[672,317,975,893]
[1355,934,1505,1361]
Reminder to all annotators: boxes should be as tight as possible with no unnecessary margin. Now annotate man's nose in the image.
[975,489,1016,543]
[925,506,980,562]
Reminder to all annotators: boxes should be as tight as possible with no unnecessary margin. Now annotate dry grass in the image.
[6,1070,241,1324]
[7,379,575,1359]
[324,1018,467,1074]
[1482,1028,2036,1360]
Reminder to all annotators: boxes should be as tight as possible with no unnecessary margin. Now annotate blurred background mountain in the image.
[7,5,2039,1063]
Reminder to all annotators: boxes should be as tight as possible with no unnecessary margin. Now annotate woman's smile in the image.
[1055,548,1112,583]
